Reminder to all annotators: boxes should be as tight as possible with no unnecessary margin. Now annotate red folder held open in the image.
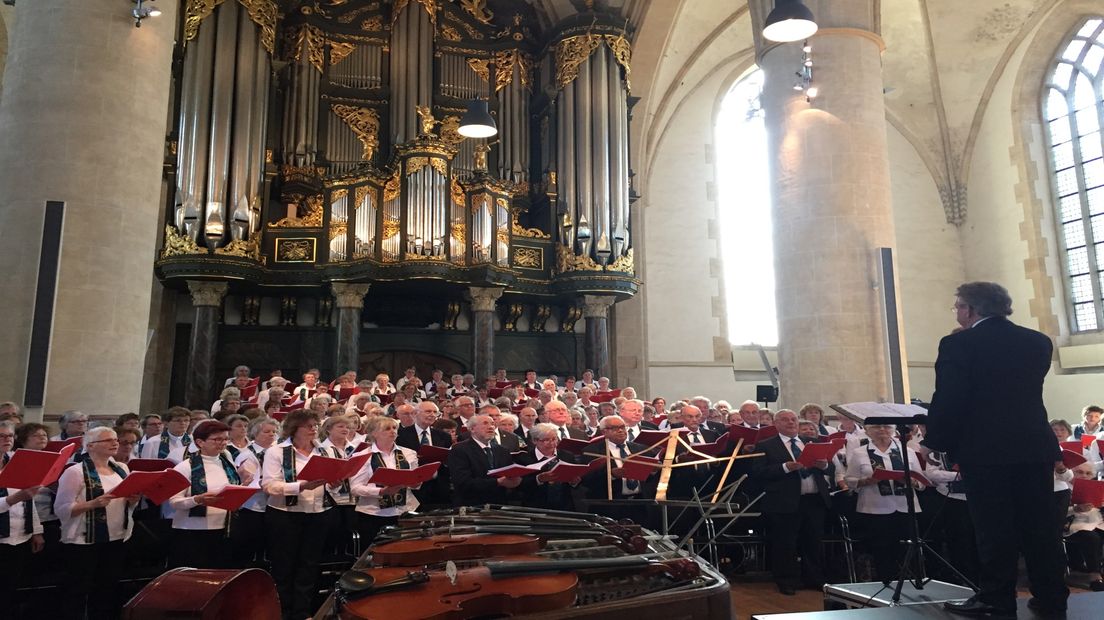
[635,428,687,446]
[1072,478,1104,507]
[871,468,933,488]
[542,457,607,483]
[726,424,778,447]
[416,444,451,464]
[1082,434,1098,449]
[109,469,190,505]
[296,452,370,484]
[1060,441,1084,453]
[592,389,622,404]
[486,462,544,478]
[0,444,79,489]
[1062,449,1088,469]
[204,485,260,512]
[619,456,660,481]
[797,439,845,468]
[45,437,83,453]
[557,435,604,455]
[368,462,441,487]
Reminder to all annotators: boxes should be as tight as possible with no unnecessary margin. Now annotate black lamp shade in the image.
[458,100,497,138]
[763,0,818,43]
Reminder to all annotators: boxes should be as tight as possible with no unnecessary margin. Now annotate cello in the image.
[122,568,281,620]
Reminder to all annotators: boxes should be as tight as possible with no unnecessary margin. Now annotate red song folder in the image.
[416,444,451,464]
[204,485,260,512]
[296,451,370,483]
[726,424,778,446]
[0,444,78,489]
[635,428,688,446]
[1082,434,1098,449]
[871,469,933,488]
[557,435,605,455]
[109,469,190,505]
[367,462,441,487]
[1062,449,1088,469]
[44,436,83,453]
[678,434,731,462]
[1072,478,1104,507]
[486,462,545,478]
[543,457,608,483]
[620,456,660,481]
[797,439,845,468]
[1060,441,1083,453]
[127,458,175,472]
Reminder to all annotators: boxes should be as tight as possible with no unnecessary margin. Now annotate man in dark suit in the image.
[397,401,453,508]
[515,407,539,443]
[690,396,728,434]
[753,409,831,595]
[581,415,657,527]
[478,404,522,452]
[545,400,589,440]
[515,423,579,510]
[619,399,657,443]
[447,413,523,507]
[667,405,722,501]
[925,282,1067,618]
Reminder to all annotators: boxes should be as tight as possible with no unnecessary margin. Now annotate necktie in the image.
[617,444,639,491]
[791,437,811,478]
[490,434,500,448]
[484,446,495,468]
[690,432,701,444]
[559,426,567,439]
[420,430,430,446]
[627,428,636,442]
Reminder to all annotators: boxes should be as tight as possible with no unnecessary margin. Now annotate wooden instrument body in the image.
[339,563,578,620]
[370,533,543,566]
[122,568,281,620]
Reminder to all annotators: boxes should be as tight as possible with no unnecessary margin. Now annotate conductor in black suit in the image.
[753,409,831,595]
[447,413,522,507]
[396,401,453,508]
[925,282,1067,618]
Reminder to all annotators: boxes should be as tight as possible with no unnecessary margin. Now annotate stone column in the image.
[332,283,370,376]
[582,295,616,380]
[0,1,178,417]
[185,281,228,409]
[751,0,898,407]
[469,287,504,382]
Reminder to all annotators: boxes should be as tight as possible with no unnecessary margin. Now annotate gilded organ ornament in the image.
[513,247,542,270]
[331,105,381,160]
[161,225,204,259]
[511,212,550,239]
[554,34,632,90]
[185,1,278,54]
[271,196,324,228]
[215,238,263,262]
[459,0,494,25]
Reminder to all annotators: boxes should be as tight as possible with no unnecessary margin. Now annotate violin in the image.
[376,524,647,560]
[336,555,701,620]
[371,533,543,566]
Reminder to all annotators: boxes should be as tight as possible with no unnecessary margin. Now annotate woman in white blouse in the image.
[262,410,335,620]
[320,414,359,555]
[0,422,43,609]
[229,416,279,568]
[55,425,137,619]
[844,424,926,584]
[351,416,421,547]
[167,420,240,569]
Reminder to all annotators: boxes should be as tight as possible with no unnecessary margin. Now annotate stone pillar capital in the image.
[468,286,505,312]
[187,281,229,307]
[581,295,616,319]
[331,282,371,309]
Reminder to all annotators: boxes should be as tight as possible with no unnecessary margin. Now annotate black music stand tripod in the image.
[865,415,978,605]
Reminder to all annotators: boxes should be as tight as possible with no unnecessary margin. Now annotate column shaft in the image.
[758,0,897,407]
[469,287,504,382]
[582,295,615,380]
[185,282,228,409]
[332,283,370,375]
[0,2,178,417]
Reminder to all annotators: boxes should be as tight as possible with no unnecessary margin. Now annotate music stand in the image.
[863,414,978,604]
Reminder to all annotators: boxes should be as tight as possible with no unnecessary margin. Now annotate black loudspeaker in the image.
[756,385,779,404]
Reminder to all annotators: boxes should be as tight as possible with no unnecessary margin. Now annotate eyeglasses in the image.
[0,433,14,439]
[88,438,119,444]
[604,425,627,431]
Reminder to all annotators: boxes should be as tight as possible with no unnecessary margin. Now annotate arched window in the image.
[715,68,777,345]
[1045,18,1104,332]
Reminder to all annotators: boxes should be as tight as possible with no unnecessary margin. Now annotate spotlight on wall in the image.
[458,99,498,138]
[133,0,162,28]
[763,0,818,43]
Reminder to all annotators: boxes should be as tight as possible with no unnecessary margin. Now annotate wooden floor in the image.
[730,582,825,620]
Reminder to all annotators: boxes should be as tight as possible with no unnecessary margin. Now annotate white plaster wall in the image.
[886,125,967,402]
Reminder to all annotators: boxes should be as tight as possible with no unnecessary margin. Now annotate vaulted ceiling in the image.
[624,0,1068,220]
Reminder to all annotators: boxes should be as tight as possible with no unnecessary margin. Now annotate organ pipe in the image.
[591,47,611,264]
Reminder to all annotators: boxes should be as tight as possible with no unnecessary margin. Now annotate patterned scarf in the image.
[867,442,906,496]
[282,445,334,508]
[187,452,240,519]
[370,448,410,509]
[82,453,129,544]
[0,454,33,538]
[157,430,192,459]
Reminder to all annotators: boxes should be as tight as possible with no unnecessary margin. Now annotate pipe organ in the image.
[159,1,640,379]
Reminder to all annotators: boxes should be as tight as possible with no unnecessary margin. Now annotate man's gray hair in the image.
[466,413,492,429]
[956,281,1013,317]
[529,423,558,442]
